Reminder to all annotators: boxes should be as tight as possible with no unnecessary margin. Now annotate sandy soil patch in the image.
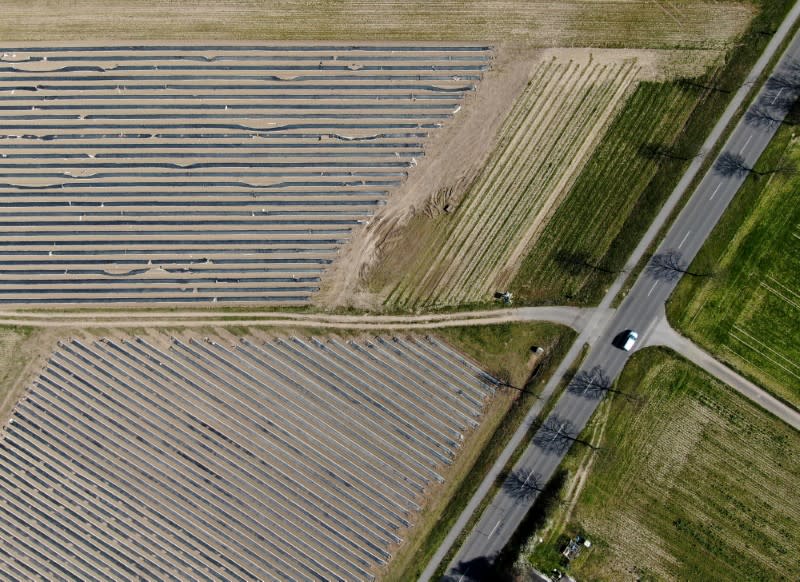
[317,44,539,308]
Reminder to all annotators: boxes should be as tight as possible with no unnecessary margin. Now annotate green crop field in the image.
[510,80,701,305]
[0,1,750,47]
[669,125,800,408]
[522,349,800,581]
[384,57,639,309]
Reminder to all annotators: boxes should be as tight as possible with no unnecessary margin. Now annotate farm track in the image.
[0,305,594,331]
[389,58,639,309]
[0,44,489,306]
[0,332,500,580]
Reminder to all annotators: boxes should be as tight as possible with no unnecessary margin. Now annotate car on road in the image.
[621,330,638,351]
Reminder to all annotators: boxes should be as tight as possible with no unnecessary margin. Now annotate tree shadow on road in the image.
[444,556,499,582]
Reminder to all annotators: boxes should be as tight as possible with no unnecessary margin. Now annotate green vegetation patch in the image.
[511,0,795,307]
[437,322,570,388]
[669,125,800,407]
[523,349,800,581]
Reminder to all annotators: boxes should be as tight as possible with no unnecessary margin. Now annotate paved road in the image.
[438,6,800,580]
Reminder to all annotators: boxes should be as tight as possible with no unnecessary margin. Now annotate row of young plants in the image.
[389,59,638,309]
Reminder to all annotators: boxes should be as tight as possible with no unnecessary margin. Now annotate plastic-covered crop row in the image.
[0,44,491,305]
[0,332,498,580]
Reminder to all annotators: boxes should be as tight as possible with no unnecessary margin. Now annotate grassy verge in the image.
[511,0,795,307]
[384,323,577,581]
[0,325,43,424]
[517,348,800,581]
[668,122,800,407]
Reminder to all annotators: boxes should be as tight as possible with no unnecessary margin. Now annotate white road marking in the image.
[739,134,753,154]
[647,281,659,296]
[772,87,784,104]
[523,469,536,486]
[488,519,502,538]
[709,183,722,200]
[678,230,691,249]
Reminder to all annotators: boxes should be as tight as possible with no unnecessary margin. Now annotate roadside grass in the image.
[518,348,800,581]
[511,0,796,307]
[383,323,576,582]
[668,124,800,407]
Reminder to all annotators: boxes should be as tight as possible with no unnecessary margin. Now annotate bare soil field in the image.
[0,329,503,580]
[523,349,800,580]
[0,1,752,49]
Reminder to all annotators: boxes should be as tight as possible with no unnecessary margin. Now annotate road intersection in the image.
[437,5,800,580]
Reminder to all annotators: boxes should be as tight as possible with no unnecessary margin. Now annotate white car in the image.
[622,331,639,351]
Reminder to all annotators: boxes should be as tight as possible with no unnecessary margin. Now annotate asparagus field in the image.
[387,57,639,308]
[0,44,488,306]
[0,332,500,580]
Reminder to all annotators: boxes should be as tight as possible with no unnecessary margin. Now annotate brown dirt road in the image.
[0,305,595,331]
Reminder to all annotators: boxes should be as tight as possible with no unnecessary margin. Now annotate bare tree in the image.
[715,150,792,179]
[533,415,596,454]
[715,151,754,178]
[568,366,640,401]
[449,556,495,581]
[766,59,800,95]
[492,370,541,399]
[502,468,544,501]
[647,249,711,281]
[678,78,731,94]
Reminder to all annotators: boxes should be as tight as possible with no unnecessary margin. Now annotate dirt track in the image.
[0,305,593,330]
